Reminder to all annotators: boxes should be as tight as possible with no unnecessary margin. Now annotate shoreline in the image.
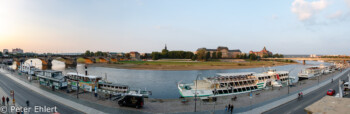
[85,61,298,71]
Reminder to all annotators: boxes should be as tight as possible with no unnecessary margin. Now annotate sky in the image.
[0,0,350,55]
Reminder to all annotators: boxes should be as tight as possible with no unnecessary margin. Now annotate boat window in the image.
[238,88,242,92]
[254,86,258,89]
[228,89,232,93]
[220,83,225,88]
[234,89,238,93]
[223,90,228,94]
[218,90,223,94]
[242,88,246,92]
[250,87,254,90]
[246,87,250,91]
[229,82,233,87]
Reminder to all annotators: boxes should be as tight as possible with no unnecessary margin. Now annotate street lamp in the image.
[76,69,79,99]
[194,73,200,112]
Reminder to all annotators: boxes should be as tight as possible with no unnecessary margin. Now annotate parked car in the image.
[327,89,335,96]
[118,95,144,109]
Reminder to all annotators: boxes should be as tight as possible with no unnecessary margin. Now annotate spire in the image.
[165,44,167,50]
[263,46,266,50]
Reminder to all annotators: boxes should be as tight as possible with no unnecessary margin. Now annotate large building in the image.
[197,46,242,59]
[249,47,273,57]
[12,48,24,54]
[130,51,140,60]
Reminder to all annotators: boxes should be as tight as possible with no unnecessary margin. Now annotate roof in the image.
[217,72,255,77]
[99,82,128,87]
[44,70,62,73]
[37,75,65,82]
[305,96,350,114]
[228,50,241,52]
[66,72,102,79]
[206,49,217,51]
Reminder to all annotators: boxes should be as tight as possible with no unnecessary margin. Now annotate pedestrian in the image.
[225,105,228,112]
[2,96,5,105]
[26,100,30,107]
[228,104,231,112]
[6,97,9,105]
[230,104,234,114]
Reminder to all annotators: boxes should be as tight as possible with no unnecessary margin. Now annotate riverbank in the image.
[1,64,347,113]
[87,60,297,70]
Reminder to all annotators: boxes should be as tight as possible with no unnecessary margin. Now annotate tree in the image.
[0,51,2,57]
[196,49,206,61]
[236,54,241,59]
[249,54,257,60]
[84,50,91,57]
[192,54,197,61]
[205,52,211,60]
[95,51,103,56]
[151,52,161,60]
[212,52,217,59]
[217,52,222,59]
[125,53,131,59]
[161,49,169,58]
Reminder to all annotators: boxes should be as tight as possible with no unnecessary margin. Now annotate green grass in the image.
[116,60,278,66]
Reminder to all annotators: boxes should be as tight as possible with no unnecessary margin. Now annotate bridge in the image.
[263,57,350,65]
[0,55,119,69]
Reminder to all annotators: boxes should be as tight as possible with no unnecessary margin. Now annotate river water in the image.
[10,59,330,99]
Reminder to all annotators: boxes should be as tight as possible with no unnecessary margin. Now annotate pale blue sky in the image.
[0,0,350,55]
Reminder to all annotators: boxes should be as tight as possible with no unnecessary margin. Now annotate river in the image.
[10,59,330,99]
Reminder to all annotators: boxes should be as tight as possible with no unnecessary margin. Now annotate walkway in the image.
[0,69,105,114]
[238,68,350,114]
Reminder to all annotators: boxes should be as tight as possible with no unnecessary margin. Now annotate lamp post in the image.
[76,70,79,99]
[194,73,200,112]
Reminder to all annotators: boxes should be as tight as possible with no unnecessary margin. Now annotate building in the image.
[249,47,273,58]
[130,51,140,60]
[12,48,24,54]
[310,54,318,58]
[3,49,9,54]
[196,46,242,59]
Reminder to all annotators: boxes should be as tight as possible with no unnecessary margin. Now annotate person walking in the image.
[6,97,9,105]
[26,100,30,107]
[231,104,234,114]
[225,105,228,112]
[2,96,5,105]
[228,104,231,112]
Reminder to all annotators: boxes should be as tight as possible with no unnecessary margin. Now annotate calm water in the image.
[11,59,330,99]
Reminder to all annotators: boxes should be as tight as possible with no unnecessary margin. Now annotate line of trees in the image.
[83,50,109,57]
[151,49,195,60]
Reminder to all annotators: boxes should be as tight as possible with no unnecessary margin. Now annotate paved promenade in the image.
[0,69,105,114]
[237,68,350,114]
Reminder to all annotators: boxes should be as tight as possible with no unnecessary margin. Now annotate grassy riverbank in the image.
[88,59,297,70]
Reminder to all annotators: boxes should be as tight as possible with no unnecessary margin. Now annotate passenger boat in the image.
[298,66,321,80]
[36,70,67,90]
[178,69,291,98]
[65,73,103,92]
[255,69,290,88]
[98,81,152,98]
[178,72,260,98]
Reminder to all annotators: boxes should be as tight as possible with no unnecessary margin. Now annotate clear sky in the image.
[0,0,350,55]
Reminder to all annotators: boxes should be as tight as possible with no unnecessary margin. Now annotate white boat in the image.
[298,66,321,80]
[178,70,290,98]
[255,69,290,88]
[178,72,258,97]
